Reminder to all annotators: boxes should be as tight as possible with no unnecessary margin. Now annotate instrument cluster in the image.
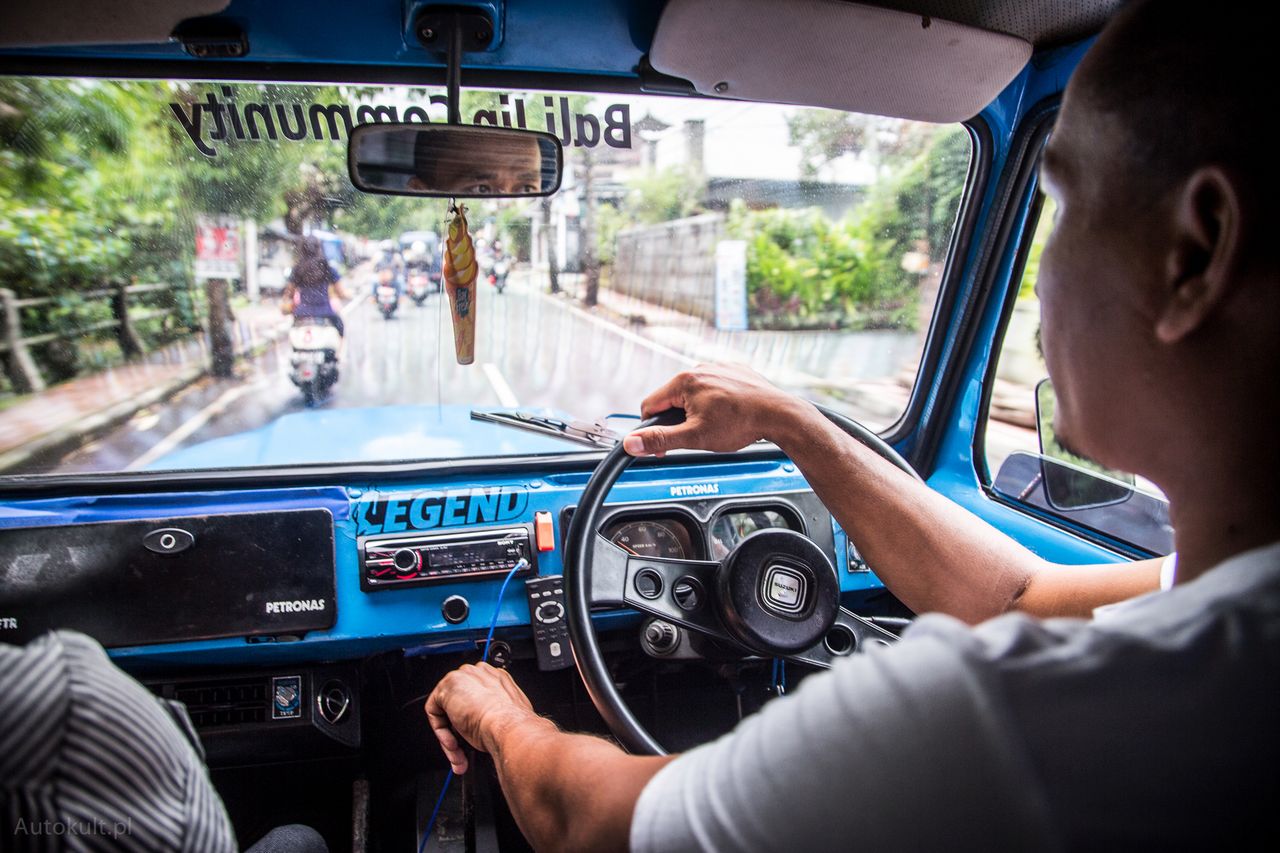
[601,505,802,562]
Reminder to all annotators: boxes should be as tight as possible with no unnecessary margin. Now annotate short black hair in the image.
[1078,0,1274,203]
[413,129,467,183]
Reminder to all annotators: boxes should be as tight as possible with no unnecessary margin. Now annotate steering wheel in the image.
[564,405,923,755]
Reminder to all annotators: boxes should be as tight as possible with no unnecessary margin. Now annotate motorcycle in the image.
[407,266,431,306]
[288,317,341,407]
[487,257,510,294]
[375,268,399,320]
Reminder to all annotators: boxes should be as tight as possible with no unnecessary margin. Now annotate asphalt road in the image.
[41,271,1042,476]
[51,276,698,474]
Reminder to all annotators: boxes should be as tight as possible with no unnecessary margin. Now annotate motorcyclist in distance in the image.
[373,239,405,301]
[282,236,351,335]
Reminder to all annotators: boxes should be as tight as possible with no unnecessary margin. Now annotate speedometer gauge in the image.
[609,520,688,560]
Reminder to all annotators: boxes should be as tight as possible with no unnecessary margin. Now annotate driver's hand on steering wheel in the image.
[623,363,807,457]
[425,662,536,774]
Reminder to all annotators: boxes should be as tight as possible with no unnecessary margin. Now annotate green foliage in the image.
[595,203,623,265]
[0,206,131,293]
[0,78,132,194]
[0,79,373,385]
[785,113,943,180]
[336,194,446,240]
[726,126,970,330]
[727,202,908,330]
[786,110,870,179]
[592,166,704,268]
[494,204,533,261]
[625,166,703,224]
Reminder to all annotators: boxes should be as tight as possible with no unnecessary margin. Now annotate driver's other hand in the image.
[424,662,535,775]
[623,363,796,457]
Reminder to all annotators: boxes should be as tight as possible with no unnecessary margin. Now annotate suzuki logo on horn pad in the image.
[761,565,807,615]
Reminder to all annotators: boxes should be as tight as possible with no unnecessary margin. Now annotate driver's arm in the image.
[623,364,1161,624]
[425,663,672,852]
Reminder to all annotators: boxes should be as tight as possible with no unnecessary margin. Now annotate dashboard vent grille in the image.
[174,679,269,728]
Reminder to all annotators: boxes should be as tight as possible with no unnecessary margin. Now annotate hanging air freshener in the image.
[443,203,478,365]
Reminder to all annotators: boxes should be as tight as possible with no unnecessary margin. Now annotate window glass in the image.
[0,78,971,475]
[984,194,1171,553]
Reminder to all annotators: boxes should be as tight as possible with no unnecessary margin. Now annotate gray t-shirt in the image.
[631,542,1280,851]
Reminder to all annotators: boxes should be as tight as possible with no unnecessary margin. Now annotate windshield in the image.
[0,78,971,475]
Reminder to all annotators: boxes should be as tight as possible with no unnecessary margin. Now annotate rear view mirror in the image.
[347,123,562,198]
[1035,378,1135,511]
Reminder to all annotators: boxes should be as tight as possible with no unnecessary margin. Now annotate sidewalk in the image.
[0,300,292,472]
[529,271,918,425]
[526,269,1038,448]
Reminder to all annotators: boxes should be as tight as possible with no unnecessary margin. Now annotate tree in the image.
[722,124,972,332]
[0,78,132,194]
[625,166,703,224]
[540,196,560,294]
[579,146,601,306]
[786,110,870,179]
[786,111,944,180]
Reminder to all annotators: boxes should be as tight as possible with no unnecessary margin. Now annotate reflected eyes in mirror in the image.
[408,178,541,196]
[350,124,562,198]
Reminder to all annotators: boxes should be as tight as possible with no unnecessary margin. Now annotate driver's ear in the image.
[407,176,428,191]
[1156,164,1247,344]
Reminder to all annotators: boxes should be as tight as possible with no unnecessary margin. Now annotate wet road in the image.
[52,276,700,473]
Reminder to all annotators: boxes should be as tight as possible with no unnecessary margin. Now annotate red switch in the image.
[535,511,555,551]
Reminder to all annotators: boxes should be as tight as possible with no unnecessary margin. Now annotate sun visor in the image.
[649,0,1032,123]
[0,0,230,47]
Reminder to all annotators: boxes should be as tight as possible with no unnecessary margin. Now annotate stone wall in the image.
[609,213,724,321]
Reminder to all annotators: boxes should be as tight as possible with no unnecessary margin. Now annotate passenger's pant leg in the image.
[244,824,328,853]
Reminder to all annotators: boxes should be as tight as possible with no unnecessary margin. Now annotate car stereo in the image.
[359,526,537,591]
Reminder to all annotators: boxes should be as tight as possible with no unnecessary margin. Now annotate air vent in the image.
[174,679,269,729]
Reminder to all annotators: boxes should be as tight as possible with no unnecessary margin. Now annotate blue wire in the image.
[420,769,453,853]
[483,559,527,661]
[419,557,528,853]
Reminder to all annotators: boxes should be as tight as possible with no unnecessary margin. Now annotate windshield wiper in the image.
[470,408,635,448]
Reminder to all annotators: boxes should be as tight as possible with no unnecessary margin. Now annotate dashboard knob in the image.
[393,548,421,575]
[643,619,679,655]
[442,595,470,624]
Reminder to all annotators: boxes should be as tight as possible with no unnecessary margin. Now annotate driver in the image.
[408,128,544,196]
[424,2,1279,849]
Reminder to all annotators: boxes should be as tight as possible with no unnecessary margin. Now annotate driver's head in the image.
[1037,0,1279,481]
[410,129,543,196]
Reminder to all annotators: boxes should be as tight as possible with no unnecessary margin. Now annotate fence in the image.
[609,213,724,322]
[0,282,189,394]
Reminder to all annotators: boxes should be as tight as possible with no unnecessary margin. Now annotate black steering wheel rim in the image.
[564,404,922,756]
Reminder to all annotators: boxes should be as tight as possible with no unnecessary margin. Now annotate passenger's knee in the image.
[244,824,328,853]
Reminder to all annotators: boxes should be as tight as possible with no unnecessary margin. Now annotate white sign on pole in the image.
[195,215,243,280]
[714,240,748,332]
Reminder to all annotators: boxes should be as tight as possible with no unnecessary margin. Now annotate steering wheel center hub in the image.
[718,529,839,654]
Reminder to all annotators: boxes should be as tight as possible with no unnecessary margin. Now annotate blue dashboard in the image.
[0,455,885,668]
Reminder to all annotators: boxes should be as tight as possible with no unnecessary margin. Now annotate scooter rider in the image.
[283,236,351,335]
[373,240,405,301]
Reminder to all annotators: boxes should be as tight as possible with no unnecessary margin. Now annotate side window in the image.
[982,194,1173,555]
